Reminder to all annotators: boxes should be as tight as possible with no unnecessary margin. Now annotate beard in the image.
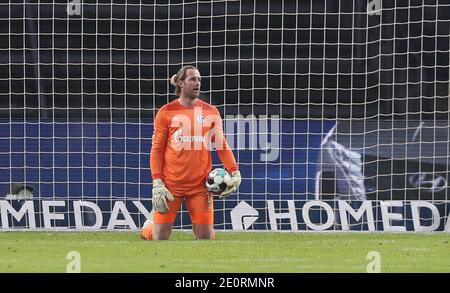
[186,90,199,99]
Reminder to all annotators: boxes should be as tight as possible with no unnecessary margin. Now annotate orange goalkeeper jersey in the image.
[150,98,238,194]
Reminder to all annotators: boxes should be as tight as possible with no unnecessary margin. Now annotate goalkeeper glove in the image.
[219,170,241,198]
[152,179,174,213]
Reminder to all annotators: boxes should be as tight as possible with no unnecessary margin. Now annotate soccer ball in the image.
[205,168,232,194]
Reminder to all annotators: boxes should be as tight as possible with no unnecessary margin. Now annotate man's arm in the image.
[212,109,241,197]
[150,109,174,213]
[213,109,238,173]
[150,110,168,180]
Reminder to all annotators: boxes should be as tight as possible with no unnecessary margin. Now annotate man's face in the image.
[180,69,201,99]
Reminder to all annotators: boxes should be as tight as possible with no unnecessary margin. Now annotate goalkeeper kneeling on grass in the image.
[141,65,241,240]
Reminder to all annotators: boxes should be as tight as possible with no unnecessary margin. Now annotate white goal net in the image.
[0,0,449,231]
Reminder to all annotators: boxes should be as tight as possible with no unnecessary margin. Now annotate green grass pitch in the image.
[0,231,449,272]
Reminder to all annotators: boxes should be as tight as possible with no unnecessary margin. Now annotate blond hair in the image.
[170,65,198,96]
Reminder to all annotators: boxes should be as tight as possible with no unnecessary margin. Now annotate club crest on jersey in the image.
[196,115,205,123]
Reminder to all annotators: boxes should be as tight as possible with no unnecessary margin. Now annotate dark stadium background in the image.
[2,0,448,120]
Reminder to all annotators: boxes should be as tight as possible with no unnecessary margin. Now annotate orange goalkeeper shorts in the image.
[153,188,214,225]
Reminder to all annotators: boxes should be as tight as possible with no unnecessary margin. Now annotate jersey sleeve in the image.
[213,108,238,173]
[150,108,168,180]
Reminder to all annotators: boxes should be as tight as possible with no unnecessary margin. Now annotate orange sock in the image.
[140,223,153,240]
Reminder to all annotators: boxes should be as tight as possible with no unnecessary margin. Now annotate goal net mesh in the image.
[0,0,449,231]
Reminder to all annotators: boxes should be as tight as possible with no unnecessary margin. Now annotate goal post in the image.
[0,0,449,231]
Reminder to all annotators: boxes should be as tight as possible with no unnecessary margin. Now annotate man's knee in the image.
[193,225,215,240]
[153,224,173,240]
[153,233,171,240]
[195,232,214,240]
